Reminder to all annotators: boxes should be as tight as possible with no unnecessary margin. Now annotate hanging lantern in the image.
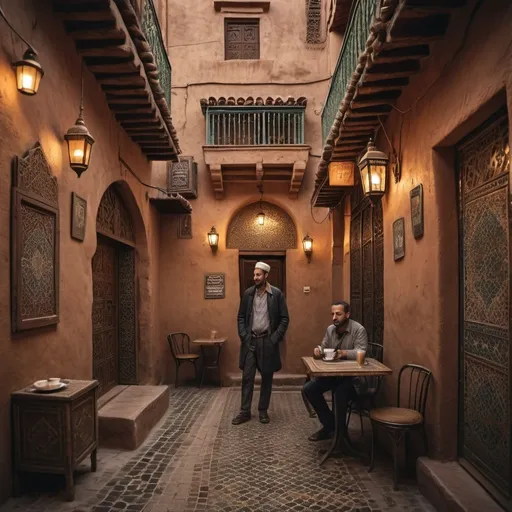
[65,110,95,177]
[14,49,44,95]
[257,210,265,226]
[357,139,388,201]
[208,226,219,250]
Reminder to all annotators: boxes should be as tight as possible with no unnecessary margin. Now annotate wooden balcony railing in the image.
[205,106,305,146]
[321,0,377,141]
[141,0,172,108]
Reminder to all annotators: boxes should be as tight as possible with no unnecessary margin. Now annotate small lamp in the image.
[357,139,388,202]
[208,226,219,250]
[257,210,265,226]
[256,183,265,225]
[65,64,95,177]
[14,49,44,95]
[302,234,313,263]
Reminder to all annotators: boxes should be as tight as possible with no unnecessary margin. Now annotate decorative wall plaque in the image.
[410,184,424,239]
[168,157,198,199]
[328,161,355,187]
[71,192,87,242]
[204,273,225,299]
[178,214,192,239]
[11,143,59,332]
[393,217,405,261]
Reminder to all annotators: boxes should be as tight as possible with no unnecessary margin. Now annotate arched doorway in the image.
[227,200,297,295]
[92,184,138,396]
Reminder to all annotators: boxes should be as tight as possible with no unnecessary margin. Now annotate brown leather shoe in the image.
[232,412,251,425]
[308,428,334,441]
[259,411,270,424]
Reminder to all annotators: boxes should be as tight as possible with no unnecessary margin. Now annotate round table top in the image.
[192,338,227,345]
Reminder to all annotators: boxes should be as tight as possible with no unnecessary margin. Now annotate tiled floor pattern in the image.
[0,387,434,512]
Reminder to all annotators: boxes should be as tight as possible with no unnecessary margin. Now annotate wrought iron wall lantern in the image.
[65,63,95,177]
[208,226,219,251]
[0,6,44,95]
[357,139,388,202]
[302,234,313,263]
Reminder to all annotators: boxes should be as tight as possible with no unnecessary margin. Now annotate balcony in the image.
[53,0,180,161]
[201,97,310,199]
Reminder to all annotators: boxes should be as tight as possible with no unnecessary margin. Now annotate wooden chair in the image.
[346,342,384,435]
[167,333,200,388]
[368,363,432,490]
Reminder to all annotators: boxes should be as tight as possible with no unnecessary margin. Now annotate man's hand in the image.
[313,347,322,358]
[335,349,347,359]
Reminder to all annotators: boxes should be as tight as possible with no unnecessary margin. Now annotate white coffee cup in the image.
[324,348,335,360]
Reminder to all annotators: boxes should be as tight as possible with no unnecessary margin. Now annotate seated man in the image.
[303,300,368,441]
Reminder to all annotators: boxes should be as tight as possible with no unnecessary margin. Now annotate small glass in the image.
[356,349,366,366]
[210,330,217,339]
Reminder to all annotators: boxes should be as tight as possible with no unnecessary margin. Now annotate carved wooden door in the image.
[92,237,118,396]
[239,256,286,298]
[350,194,384,346]
[457,109,511,505]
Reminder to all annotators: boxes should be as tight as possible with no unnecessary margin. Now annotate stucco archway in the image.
[92,180,150,395]
[226,201,297,250]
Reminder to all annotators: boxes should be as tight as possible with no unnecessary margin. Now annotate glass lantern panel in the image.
[16,64,39,95]
[68,139,86,165]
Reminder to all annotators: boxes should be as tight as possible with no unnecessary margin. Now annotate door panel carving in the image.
[458,110,510,499]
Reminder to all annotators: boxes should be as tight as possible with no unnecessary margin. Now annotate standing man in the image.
[303,301,368,441]
[232,261,289,425]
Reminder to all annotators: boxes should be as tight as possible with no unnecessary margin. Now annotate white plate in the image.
[33,380,68,393]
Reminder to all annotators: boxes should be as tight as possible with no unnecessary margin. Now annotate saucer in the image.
[33,380,68,393]
[322,357,338,363]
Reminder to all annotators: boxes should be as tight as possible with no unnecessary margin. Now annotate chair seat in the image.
[370,407,423,425]
[176,354,200,360]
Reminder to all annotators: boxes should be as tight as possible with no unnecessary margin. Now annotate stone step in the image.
[98,385,129,409]
[98,385,169,450]
[225,372,307,388]
[417,458,504,512]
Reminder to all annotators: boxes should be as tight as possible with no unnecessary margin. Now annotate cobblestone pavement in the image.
[0,387,434,512]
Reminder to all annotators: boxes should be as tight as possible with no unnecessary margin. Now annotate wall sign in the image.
[393,217,405,261]
[410,184,424,239]
[328,161,355,187]
[168,157,198,198]
[71,192,87,242]
[178,214,192,239]
[204,273,225,299]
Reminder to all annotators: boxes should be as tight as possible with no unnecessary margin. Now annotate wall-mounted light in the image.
[357,139,388,202]
[302,234,313,263]
[0,7,44,95]
[208,226,219,250]
[65,63,95,177]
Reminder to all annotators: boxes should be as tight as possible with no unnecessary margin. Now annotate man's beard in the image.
[255,280,265,288]
[334,318,349,329]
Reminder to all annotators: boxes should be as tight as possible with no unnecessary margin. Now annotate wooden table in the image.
[192,338,226,387]
[302,357,392,464]
[11,379,99,501]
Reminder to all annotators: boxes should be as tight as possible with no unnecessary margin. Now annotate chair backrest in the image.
[397,364,432,417]
[367,342,383,362]
[167,332,191,359]
[363,342,384,394]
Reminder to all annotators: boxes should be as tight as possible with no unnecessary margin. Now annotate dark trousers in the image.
[303,377,356,432]
[241,340,273,414]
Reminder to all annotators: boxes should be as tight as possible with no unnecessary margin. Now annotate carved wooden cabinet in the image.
[11,380,99,501]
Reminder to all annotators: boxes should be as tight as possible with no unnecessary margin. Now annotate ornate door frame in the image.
[456,108,511,507]
[93,185,138,395]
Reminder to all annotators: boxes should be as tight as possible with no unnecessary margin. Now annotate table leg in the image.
[319,386,368,465]
[91,448,97,472]
[65,467,75,501]
[215,344,223,386]
[200,346,207,388]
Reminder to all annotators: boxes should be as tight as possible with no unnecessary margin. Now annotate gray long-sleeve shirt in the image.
[320,319,368,360]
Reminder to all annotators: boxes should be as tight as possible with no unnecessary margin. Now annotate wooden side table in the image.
[192,338,226,387]
[11,379,99,501]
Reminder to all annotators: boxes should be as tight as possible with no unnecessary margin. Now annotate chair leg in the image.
[175,361,180,388]
[359,410,364,436]
[301,389,316,418]
[405,431,410,475]
[346,404,352,427]
[393,436,399,491]
[368,420,375,473]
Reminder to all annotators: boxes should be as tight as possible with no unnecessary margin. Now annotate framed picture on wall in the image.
[393,217,405,261]
[410,184,424,239]
[71,192,87,242]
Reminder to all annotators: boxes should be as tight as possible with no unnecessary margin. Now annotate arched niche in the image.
[227,201,297,251]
